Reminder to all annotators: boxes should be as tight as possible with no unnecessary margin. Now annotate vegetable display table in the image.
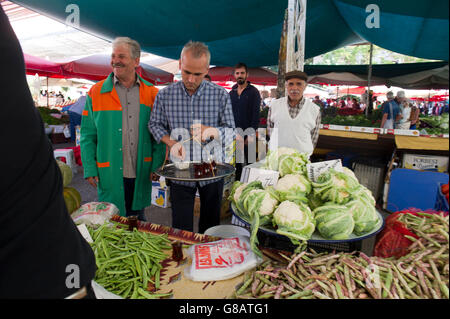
[108,215,270,299]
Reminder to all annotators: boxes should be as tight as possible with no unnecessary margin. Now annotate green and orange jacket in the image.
[80,72,165,215]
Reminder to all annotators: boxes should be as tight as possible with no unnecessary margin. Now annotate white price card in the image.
[306,159,343,183]
[247,168,279,187]
[77,223,93,243]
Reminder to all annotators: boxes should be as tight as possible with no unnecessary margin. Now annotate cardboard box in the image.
[402,153,449,173]
[151,181,171,208]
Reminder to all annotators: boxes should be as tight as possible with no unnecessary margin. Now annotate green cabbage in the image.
[272,201,316,244]
[264,147,302,171]
[311,168,359,204]
[278,152,310,177]
[236,181,264,215]
[313,204,355,240]
[345,197,379,235]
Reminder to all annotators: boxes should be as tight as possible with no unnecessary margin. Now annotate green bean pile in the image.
[233,212,449,299]
[87,222,172,299]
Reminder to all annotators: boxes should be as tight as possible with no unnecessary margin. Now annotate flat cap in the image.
[285,70,308,81]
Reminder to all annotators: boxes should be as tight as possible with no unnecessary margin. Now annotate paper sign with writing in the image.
[194,238,249,269]
[247,168,279,187]
[306,159,343,182]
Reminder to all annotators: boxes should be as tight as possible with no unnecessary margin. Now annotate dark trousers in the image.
[68,111,81,142]
[123,177,145,221]
[235,144,249,182]
[169,180,224,234]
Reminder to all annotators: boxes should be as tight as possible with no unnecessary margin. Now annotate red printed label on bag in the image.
[194,237,249,269]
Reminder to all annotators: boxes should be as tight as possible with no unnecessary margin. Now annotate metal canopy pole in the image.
[366,43,374,115]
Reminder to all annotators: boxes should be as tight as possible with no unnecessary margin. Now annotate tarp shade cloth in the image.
[208,67,278,85]
[210,62,449,88]
[24,53,63,77]
[58,54,173,84]
[12,0,449,67]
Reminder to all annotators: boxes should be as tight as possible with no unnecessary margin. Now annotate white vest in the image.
[268,97,320,155]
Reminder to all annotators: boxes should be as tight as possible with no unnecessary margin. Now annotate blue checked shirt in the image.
[149,80,236,187]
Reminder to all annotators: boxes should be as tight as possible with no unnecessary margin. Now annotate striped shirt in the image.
[114,74,141,178]
[149,80,235,187]
[267,97,321,148]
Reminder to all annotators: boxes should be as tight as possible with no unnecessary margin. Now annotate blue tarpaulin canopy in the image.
[11,0,449,66]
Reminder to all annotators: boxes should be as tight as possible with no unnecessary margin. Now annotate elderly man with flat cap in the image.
[267,70,321,156]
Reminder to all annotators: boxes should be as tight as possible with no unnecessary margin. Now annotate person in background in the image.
[80,37,165,221]
[313,95,324,108]
[0,6,96,299]
[396,99,412,129]
[380,91,401,129]
[229,62,261,181]
[67,94,86,142]
[149,41,235,234]
[409,102,420,129]
[351,97,361,110]
[267,70,321,156]
[260,90,269,110]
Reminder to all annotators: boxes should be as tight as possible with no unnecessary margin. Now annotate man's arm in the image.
[251,87,262,131]
[311,112,321,149]
[380,113,388,128]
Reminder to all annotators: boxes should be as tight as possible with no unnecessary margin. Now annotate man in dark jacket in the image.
[0,6,96,298]
[229,62,261,181]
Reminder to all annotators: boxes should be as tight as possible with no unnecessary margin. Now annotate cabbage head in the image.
[345,197,379,235]
[311,168,359,204]
[278,152,310,177]
[230,180,263,216]
[273,201,316,244]
[274,174,311,204]
[264,147,301,171]
[313,204,355,240]
[351,184,376,206]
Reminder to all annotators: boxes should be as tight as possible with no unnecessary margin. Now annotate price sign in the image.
[306,159,343,182]
[246,168,279,187]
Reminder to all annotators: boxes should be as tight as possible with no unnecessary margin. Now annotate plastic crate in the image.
[435,183,449,212]
[256,231,362,253]
[352,157,387,203]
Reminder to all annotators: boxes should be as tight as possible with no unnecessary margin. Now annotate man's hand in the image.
[191,123,219,143]
[150,173,159,182]
[169,141,186,161]
[86,176,99,188]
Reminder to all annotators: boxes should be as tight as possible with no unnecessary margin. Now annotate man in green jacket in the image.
[80,37,165,220]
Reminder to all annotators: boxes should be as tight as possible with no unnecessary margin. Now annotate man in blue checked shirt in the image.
[148,41,235,234]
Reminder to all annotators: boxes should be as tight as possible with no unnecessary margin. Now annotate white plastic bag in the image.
[184,236,263,282]
[71,202,119,226]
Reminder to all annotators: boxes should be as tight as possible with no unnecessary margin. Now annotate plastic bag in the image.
[71,202,119,226]
[184,236,263,282]
[373,208,446,258]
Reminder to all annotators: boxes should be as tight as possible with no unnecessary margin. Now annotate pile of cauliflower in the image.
[229,147,380,256]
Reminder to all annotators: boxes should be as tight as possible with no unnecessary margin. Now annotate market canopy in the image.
[12,0,449,67]
[24,53,62,77]
[307,72,386,86]
[58,54,174,85]
[208,67,278,86]
[386,65,449,90]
